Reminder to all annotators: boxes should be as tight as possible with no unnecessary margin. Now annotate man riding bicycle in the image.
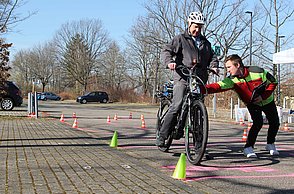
[156,11,219,146]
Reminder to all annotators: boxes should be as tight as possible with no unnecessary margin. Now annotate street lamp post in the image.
[245,11,253,66]
[277,35,285,106]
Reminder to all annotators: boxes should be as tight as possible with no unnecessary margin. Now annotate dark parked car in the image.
[76,91,109,104]
[37,92,47,101]
[40,92,61,101]
[0,81,23,111]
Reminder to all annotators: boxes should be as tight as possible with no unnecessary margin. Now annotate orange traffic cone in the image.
[141,119,146,128]
[28,112,35,118]
[239,118,245,126]
[283,123,289,131]
[72,118,78,128]
[247,122,251,132]
[114,114,118,120]
[107,115,111,123]
[242,128,248,141]
[141,114,144,120]
[60,114,65,122]
[129,112,132,119]
[72,112,76,118]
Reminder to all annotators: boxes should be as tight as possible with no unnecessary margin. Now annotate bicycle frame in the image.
[175,66,206,133]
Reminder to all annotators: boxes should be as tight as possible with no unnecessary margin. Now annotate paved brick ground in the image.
[0,116,206,194]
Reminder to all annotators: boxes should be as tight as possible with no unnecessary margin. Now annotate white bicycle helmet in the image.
[187,12,205,25]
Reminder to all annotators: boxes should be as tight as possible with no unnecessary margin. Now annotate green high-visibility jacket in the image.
[205,66,277,106]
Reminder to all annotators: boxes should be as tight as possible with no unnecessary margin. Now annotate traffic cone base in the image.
[60,114,65,122]
[110,131,118,148]
[283,123,289,131]
[141,119,146,128]
[107,115,111,123]
[172,153,186,179]
[129,112,132,119]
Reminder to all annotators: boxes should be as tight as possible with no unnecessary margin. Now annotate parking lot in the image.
[1,100,294,193]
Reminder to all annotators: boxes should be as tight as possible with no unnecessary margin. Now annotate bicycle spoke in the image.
[185,101,208,165]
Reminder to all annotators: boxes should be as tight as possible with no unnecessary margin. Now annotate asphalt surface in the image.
[0,100,293,194]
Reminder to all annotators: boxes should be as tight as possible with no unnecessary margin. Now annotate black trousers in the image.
[245,100,280,148]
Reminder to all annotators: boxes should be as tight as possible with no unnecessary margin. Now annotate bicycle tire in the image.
[185,100,208,165]
[156,99,173,152]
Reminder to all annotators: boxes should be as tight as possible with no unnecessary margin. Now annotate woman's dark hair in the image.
[224,54,244,67]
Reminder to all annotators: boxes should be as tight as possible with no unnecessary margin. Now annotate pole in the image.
[245,11,253,66]
[230,97,234,119]
[277,35,285,106]
[152,42,160,104]
[212,75,217,118]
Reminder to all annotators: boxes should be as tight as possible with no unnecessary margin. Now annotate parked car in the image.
[37,92,47,101]
[76,91,109,104]
[40,92,61,101]
[0,81,23,111]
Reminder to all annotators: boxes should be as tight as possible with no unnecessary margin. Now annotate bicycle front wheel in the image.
[185,100,208,165]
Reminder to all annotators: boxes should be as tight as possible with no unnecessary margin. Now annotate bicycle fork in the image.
[184,97,192,137]
[175,95,190,137]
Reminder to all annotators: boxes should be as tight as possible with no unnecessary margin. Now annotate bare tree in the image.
[256,0,294,104]
[11,42,56,92]
[99,41,127,89]
[257,0,294,74]
[10,49,33,94]
[0,0,34,33]
[125,16,162,97]
[54,19,109,94]
[30,42,56,92]
[0,0,33,97]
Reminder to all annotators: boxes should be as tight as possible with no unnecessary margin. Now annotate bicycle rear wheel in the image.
[156,99,173,152]
[185,100,208,165]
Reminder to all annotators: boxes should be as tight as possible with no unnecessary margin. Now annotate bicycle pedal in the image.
[174,133,184,140]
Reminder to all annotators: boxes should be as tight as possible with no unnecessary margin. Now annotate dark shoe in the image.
[156,136,165,147]
[174,130,184,140]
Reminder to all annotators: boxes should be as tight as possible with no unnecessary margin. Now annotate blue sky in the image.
[4,0,146,57]
[4,0,294,59]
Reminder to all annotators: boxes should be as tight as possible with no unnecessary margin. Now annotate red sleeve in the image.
[201,83,222,94]
[261,83,277,100]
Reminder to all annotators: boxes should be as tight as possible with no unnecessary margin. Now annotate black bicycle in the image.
[156,65,214,165]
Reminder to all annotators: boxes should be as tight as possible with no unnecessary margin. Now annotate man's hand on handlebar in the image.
[209,68,220,76]
[168,63,176,70]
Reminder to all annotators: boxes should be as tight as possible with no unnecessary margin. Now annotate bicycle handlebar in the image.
[175,65,219,79]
